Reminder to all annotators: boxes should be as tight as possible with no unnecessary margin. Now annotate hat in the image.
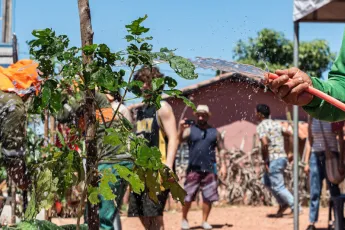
[194,105,212,116]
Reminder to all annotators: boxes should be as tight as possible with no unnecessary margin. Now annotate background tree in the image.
[232,28,336,78]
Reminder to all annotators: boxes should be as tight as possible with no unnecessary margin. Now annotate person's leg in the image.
[200,172,218,228]
[138,189,170,230]
[319,151,341,224]
[139,216,152,229]
[139,216,164,230]
[269,158,294,209]
[113,211,122,230]
[308,152,323,225]
[319,152,341,197]
[98,163,129,230]
[202,201,212,222]
[151,216,164,230]
[182,172,202,221]
[182,202,192,220]
[264,159,285,206]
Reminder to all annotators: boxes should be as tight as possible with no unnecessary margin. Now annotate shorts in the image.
[184,171,219,203]
[127,189,170,217]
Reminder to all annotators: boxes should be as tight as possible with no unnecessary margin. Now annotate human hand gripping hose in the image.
[192,57,345,112]
[265,72,345,112]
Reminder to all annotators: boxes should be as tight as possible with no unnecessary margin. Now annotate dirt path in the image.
[121,206,331,230]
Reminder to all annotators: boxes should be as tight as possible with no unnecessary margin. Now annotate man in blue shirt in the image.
[178,105,227,230]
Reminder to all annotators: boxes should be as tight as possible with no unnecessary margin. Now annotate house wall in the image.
[165,78,308,152]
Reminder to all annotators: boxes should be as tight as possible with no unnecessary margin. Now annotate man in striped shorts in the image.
[178,105,227,230]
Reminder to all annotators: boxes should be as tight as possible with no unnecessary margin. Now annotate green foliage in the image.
[114,164,144,194]
[87,186,100,205]
[138,168,161,203]
[24,168,59,220]
[160,165,186,205]
[125,15,150,36]
[26,14,198,222]
[135,146,162,170]
[99,169,117,200]
[233,28,335,78]
[3,220,88,230]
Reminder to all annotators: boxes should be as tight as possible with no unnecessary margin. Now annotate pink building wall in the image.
[165,78,308,152]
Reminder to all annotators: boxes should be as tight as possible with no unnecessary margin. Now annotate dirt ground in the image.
[121,206,331,230]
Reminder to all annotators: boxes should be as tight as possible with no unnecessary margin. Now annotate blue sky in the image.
[11,0,345,102]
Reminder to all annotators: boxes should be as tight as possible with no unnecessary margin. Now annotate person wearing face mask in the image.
[178,105,227,230]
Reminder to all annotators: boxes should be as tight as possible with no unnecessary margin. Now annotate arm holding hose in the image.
[266,30,345,122]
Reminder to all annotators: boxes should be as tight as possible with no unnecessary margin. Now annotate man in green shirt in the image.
[266,31,345,122]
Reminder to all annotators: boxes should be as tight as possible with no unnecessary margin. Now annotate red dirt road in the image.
[121,206,331,230]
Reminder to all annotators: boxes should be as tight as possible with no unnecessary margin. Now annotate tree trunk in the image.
[49,116,55,144]
[44,110,49,146]
[10,178,16,224]
[77,0,98,229]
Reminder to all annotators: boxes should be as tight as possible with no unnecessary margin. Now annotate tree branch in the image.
[107,67,136,128]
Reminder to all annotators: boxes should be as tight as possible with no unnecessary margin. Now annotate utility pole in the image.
[2,0,12,43]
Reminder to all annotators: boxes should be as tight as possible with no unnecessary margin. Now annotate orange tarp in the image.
[0,60,39,96]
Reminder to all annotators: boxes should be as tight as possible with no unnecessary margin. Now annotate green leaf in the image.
[83,44,98,55]
[91,67,119,91]
[125,15,150,36]
[114,164,144,194]
[64,151,74,188]
[24,188,37,220]
[152,78,165,91]
[99,168,117,200]
[120,115,134,130]
[32,28,54,38]
[36,169,59,209]
[140,43,152,52]
[6,220,63,230]
[25,168,59,220]
[135,146,162,170]
[41,86,51,107]
[178,95,196,111]
[160,165,186,205]
[164,90,195,110]
[160,47,174,53]
[169,56,198,79]
[125,35,135,42]
[164,76,178,88]
[88,186,100,205]
[104,131,122,146]
[56,131,66,147]
[50,91,62,113]
[119,69,126,77]
[163,89,182,96]
[128,80,143,96]
[98,44,110,55]
[144,169,161,203]
[137,36,153,43]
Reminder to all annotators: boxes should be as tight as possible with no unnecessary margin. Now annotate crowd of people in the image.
[2,31,345,230]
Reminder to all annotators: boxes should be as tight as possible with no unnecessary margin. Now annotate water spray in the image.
[193,57,345,112]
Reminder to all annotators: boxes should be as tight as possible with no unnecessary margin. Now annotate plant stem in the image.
[107,66,136,128]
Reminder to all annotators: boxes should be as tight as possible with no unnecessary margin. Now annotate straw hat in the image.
[194,105,212,116]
